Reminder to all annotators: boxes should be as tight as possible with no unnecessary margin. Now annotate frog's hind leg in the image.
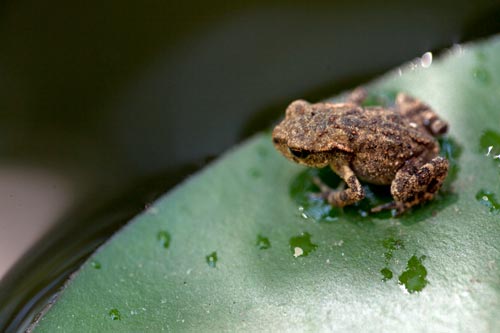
[372,156,449,214]
[313,160,365,207]
[396,93,448,136]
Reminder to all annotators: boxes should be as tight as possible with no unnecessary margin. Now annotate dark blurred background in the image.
[0,0,499,331]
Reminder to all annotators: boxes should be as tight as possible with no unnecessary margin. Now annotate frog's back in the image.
[318,105,436,152]
[349,106,437,153]
[320,105,439,184]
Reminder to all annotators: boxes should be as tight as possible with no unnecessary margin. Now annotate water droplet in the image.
[256,234,271,250]
[206,251,218,268]
[476,189,500,214]
[289,232,317,257]
[420,52,433,68]
[380,238,403,283]
[380,267,393,281]
[146,206,159,215]
[90,260,101,269]
[472,66,491,85]
[109,308,121,320]
[438,136,462,190]
[486,145,493,156]
[249,168,261,178]
[479,130,500,155]
[157,230,171,249]
[293,247,304,258]
[333,240,344,247]
[359,210,368,217]
[382,238,404,263]
[289,168,342,222]
[451,43,463,55]
[398,255,428,293]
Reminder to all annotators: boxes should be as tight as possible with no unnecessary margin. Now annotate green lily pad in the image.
[31,36,500,332]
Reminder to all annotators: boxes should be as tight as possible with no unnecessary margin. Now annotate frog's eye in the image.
[289,148,310,159]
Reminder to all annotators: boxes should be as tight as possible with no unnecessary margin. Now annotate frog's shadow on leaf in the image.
[289,136,462,226]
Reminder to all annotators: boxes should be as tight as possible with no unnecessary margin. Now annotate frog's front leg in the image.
[396,93,448,136]
[313,159,365,207]
[372,156,449,214]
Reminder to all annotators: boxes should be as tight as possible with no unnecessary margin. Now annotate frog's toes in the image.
[311,176,331,193]
[370,201,407,215]
[310,175,364,207]
[371,201,397,213]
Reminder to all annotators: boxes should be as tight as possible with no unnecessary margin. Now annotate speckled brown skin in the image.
[272,89,449,214]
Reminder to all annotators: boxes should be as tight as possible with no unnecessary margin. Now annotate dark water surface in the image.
[0,0,499,331]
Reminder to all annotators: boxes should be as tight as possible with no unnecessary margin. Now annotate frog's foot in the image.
[388,156,449,214]
[396,93,448,136]
[370,201,405,215]
[312,165,365,207]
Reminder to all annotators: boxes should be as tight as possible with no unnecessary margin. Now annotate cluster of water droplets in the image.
[476,131,500,214]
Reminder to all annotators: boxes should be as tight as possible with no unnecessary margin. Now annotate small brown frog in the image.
[272,88,449,214]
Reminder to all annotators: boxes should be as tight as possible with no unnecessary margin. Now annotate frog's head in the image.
[272,100,329,168]
[272,100,358,167]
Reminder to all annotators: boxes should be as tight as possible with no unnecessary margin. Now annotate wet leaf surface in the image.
[32,36,500,332]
